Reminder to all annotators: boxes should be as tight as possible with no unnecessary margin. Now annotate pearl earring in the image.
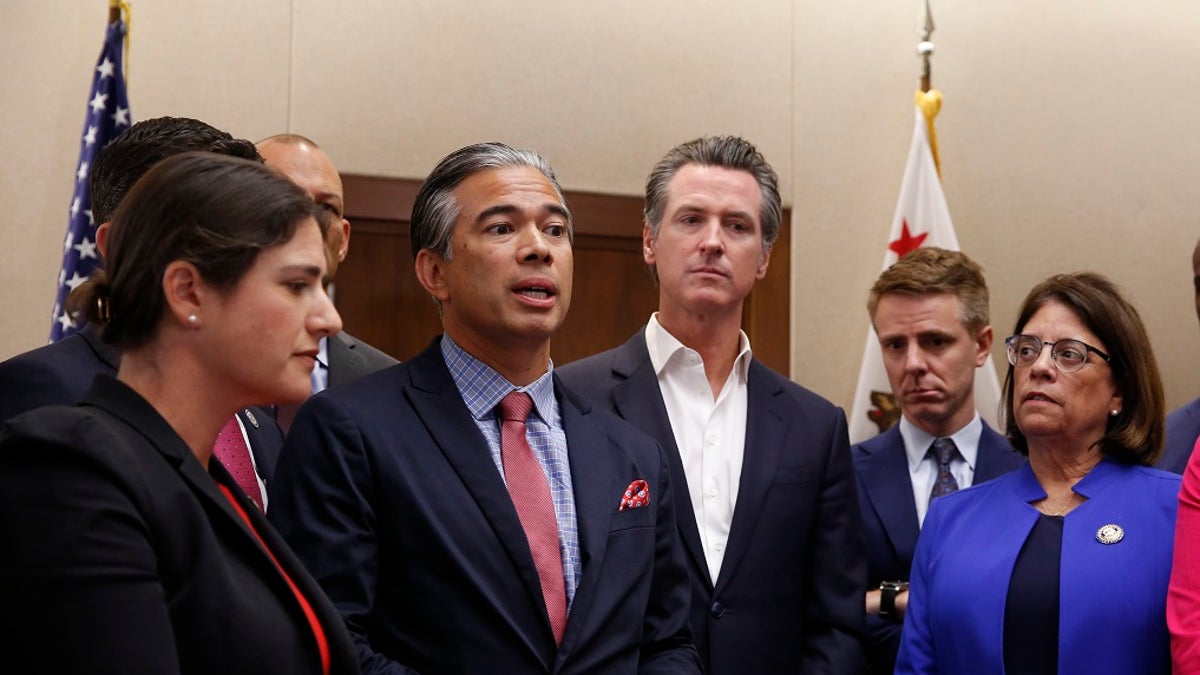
[187,314,198,325]
[1110,409,1119,416]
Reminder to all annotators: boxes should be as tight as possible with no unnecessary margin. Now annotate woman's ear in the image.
[161,260,207,328]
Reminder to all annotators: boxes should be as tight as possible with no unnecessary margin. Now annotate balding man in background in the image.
[258,134,397,397]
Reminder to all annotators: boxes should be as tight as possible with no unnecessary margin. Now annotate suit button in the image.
[710,602,724,618]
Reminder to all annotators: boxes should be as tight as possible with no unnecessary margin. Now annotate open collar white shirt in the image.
[901,413,982,527]
[645,313,752,582]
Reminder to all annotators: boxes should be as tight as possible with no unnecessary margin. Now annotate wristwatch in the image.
[878,580,909,621]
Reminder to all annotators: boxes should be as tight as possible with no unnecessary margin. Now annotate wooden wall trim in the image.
[340,174,791,374]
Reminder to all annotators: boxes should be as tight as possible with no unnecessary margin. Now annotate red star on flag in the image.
[888,219,928,258]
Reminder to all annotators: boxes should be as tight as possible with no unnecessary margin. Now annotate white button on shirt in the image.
[901,414,983,526]
[645,314,752,582]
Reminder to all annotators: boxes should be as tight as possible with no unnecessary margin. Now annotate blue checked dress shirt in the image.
[441,336,581,607]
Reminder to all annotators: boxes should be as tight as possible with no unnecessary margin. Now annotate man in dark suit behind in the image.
[852,247,1024,674]
[0,117,284,486]
[268,142,700,674]
[558,136,867,673]
[258,134,397,394]
[1156,235,1200,474]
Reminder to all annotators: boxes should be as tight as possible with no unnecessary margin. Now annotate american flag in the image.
[50,19,132,342]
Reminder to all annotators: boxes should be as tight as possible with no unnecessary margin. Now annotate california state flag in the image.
[847,91,1003,444]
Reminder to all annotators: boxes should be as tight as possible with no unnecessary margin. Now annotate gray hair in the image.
[410,142,571,261]
[643,135,781,253]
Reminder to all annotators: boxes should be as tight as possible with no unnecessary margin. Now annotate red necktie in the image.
[498,391,567,644]
[214,416,265,511]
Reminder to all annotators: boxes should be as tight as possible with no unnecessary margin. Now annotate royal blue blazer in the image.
[896,458,1179,675]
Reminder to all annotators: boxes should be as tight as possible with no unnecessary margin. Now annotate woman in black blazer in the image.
[0,153,358,674]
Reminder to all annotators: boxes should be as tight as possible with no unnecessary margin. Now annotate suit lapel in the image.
[974,420,1023,482]
[608,335,711,587]
[325,333,355,389]
[713,360,783,592]
[84,378,324,596]
[859,426,922,564]
[404,343,555,641]
[554,382,626,659]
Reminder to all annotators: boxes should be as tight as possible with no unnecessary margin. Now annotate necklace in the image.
[1037,492,1077,517]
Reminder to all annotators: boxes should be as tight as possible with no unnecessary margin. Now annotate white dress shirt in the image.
[900,413,983,526]
[311,335,330,394]
[645,314,752,581]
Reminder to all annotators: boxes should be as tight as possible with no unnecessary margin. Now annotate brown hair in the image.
[644,136,781,251]
[867,247,990,334]
[1001,272,1165,465]
[69,152,326,350]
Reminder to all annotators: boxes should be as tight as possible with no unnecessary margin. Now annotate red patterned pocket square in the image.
[619,479,650,511]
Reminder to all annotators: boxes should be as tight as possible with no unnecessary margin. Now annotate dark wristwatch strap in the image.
[879,580,909,621]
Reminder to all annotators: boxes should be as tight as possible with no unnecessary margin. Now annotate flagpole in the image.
[108,0,120,24]
[918,0,934,93]
[916,0,941,176]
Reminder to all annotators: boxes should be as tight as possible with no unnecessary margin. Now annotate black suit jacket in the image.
[325,331,399,389]
[268,338,701,675]
[557,331,868,674]
[1157,396,1200,474]
[851,421,1024,674]
[0,377,359,674]
[0,325,285,482]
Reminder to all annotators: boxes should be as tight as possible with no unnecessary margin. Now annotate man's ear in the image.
[642,222,656,266]
[161,260,207,327]
[756,245,773,280]
[337,218,351,262]
[96,222,111,260]
[414,249,452,303]
[974,325,995,367]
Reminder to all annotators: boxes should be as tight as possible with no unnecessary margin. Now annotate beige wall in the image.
[3,0,1197,414]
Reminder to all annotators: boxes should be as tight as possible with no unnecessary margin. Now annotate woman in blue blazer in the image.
[0,154,357,674]
[896,272,1176,675]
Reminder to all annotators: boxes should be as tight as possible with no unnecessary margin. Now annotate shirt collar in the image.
[900,412,982,472]
[644,313,753,380]
[440,334,559,426]
[316,335,329,369]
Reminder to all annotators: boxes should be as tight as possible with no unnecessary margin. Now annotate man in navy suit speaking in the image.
[268,142,700,674]
[852,247,1023,674]
[558,136,867,674]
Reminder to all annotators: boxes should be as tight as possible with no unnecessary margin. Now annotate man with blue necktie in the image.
[852,247,1024,674]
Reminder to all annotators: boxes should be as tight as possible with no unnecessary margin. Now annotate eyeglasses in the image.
[1005,334,1111,373]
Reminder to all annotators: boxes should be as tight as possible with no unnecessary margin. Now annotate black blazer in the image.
[325,331,399,389]
[557,331,868,674]
[0,324,285,481]
[268,338,701,674]
[851,421,1024,675]
[0,376,359,674]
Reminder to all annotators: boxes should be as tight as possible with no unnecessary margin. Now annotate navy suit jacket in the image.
[0,325,285,482]
[267,338,700,675]
[326,331,398,389]
[557,331,867,674]
[0,377,359,674]
[1157,396,1200,474]
[851,422,1024,674]
[896,459,1178,675]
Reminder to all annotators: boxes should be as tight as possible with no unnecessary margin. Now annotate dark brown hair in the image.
[69,152,326,350]
[1002,272,1165,465]
[89,116,260,225]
